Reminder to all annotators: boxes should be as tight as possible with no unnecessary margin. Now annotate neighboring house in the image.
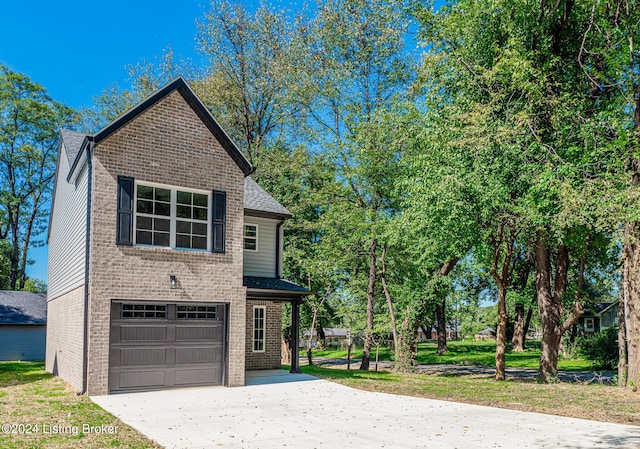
[417,323,461,341]
[474,328,496,341]
[0,291,47,361]
[46,78,311,395]
[303,327,352,348]
[577,301,619,336]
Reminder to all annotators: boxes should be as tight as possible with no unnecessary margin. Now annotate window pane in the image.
[136,230,152,245]
[155,188,171,202]
[155,202,170,216]
[192,236,207,249]
[244,226,257,237]
[177,205,191,219]
[177,191,191,205]
[192,222,207,236]
[193,193,208,207]
[154,232,170,246]
[176,220,191,234]
[155,218,170,232]
[176,234,191,248]
[244,239,257,250]
[137,185,153,199]
[137,200,153,214]
[137,216,152,230]
[193,207,207,221]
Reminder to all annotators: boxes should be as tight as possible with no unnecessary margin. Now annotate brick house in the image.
[46,78,310,395]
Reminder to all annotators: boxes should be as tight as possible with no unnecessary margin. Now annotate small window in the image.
[176,305,218,320]
[121,303,167,319]
[584,318,594,331]
[244,224,258,251]
[253,306,265,352]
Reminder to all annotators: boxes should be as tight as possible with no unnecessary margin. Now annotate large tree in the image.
[0,65,76,289]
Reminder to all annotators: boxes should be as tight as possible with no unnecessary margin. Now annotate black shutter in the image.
[116,176,135,245]
[212,190,226,253]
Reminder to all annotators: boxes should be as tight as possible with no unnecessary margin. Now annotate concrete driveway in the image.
[92,370,640,449]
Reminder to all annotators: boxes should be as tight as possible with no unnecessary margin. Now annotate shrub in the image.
[577,327,619,370]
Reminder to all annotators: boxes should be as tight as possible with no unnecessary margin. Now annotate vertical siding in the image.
[48,144,88,300]
[0,326,46,361]
[243,216,277,278]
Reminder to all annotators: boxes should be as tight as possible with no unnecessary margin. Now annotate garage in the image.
[109,301,226,393]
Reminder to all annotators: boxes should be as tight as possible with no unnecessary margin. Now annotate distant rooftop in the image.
[0,291,47,325]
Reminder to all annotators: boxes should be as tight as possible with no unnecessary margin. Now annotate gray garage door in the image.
[109,301,226,393]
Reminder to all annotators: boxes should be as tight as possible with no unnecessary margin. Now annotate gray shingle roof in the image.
[59,129,88,166]
[244,178,291,217]
[0,291,47,325]
[243,276,310,293]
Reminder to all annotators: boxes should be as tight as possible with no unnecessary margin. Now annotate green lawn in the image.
[0,362,159,449]
[307,339,598,371]
[300,364,640,426]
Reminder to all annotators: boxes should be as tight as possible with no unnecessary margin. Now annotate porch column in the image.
[290,299,301,374]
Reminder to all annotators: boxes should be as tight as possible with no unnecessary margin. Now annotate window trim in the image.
[584,317,595,332]
[244,224,259,252]
[252,305,266,353]
[134,181,212,252]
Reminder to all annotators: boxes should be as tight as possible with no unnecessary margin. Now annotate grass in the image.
[307,339,599,371]
[0,362,160,449]
[300,364,640,426]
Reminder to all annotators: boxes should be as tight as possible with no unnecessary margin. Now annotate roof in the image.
[243,276,311,294]
[0,291,47,325]
[244,178,292,218]
[59,129,88,166]
[476,328,496,336]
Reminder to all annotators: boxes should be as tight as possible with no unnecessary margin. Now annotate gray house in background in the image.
[0,291,47,361]
[46,78,310,395]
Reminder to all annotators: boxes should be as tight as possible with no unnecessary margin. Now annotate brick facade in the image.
[45,285,85,391]
[86,91,246,394]
[245,300,283,370]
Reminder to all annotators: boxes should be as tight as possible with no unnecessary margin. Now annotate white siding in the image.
[243,216,278,277]
[0,326,46,361]
[48,145,88,300]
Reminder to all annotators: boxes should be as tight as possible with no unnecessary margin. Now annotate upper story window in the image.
[135,182,210,251]
[244,224,258,251]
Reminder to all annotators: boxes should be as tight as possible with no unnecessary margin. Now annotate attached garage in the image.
[109,301,227,393]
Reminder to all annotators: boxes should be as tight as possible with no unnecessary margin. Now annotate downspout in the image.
[79,139,94,395]
[275,219,284,279]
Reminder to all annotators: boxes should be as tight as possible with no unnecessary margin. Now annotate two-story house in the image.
[46,78,310,395]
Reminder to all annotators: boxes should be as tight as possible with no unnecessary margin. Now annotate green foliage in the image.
[577,327,619,370]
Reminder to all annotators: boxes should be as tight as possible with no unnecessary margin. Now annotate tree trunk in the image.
[395,305,417,372]
[495,280,508,380]
[420,325,432,340]
[316,323,326,350]
[512,303,525,351]
[622,222,640,387]
[435,299,448,355]
[360,238,377,371]
[380,247,399,360]
[618,288,628,387]
[522,302,534,348]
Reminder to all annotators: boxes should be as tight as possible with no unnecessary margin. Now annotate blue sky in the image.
[1,0,431,284]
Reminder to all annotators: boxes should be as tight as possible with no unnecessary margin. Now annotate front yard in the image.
[301,364,640,426]
[0,362,158,449]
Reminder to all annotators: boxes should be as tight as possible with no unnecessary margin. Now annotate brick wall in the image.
[46,285,85,392]
[245,300,282,370]
[87,90,247,395]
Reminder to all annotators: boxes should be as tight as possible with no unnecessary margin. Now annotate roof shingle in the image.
[0,291,47,325]
[244,178,292,218]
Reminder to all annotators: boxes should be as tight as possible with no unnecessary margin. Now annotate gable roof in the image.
[0,291,47,325]
[59,129,88,166]
[244,177,292,218]
[91,77,253,176]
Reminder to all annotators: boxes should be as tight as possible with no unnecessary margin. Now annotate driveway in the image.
[92,370,640,449]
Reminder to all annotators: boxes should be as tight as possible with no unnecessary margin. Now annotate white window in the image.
[584,318,594,332]
[253,306,265,352]
[244,224,258,251]
[135,182,210,250]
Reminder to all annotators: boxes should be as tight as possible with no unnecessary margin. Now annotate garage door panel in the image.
[175,325,223,342]
[119,370,166,389]
[120,325,167,342]
[109,302,226,393]
[175,368,220,386]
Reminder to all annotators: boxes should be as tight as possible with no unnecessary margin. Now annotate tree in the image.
[0,65,76,289]
[300,0,413,370]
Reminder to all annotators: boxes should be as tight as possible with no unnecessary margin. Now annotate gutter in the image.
[79,138,94,395]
